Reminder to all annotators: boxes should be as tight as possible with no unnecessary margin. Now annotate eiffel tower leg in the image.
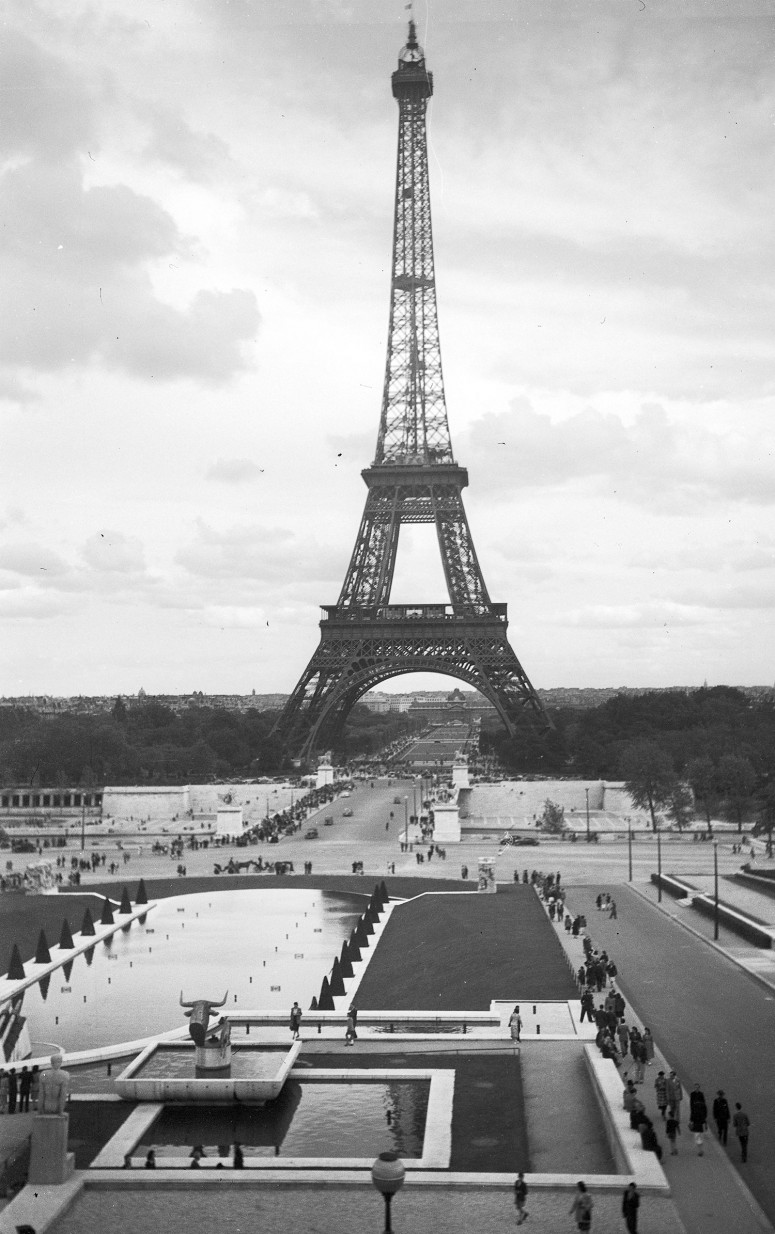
[274,615,550,765]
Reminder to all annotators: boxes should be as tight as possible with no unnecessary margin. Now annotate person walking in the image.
[622,1182,640,1234]
[289,1001,302,1041]
[712,1090,730,1145]
[514,1171,529,1224]
[654,1071,668,1120]
[642,1028,654,1065]
[665,1114,680,1155]
[733,1103,750,1162]
[344,1009,357,1046]
[570,1181,593,1231]
[631,1037,646,1084]
[617,1020,629,1058]
[689,1084,708,1155]
[666,1071,683,1127]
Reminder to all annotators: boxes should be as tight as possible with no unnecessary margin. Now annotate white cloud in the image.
[206,458,265,483]
[459,398,775,508]
[81,531,146,574]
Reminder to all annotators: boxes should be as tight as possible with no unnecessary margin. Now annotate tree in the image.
[539,799,567,835]
[753,781,775,859]
[686,756,719,831]
[718,753,756,832]
[665,781,693,831]
[620,741,676,831]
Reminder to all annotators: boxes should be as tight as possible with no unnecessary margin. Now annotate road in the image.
[565,883,775,1226]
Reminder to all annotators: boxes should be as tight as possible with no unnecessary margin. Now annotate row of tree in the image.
[483,686,775,840]
[0,698,415,787]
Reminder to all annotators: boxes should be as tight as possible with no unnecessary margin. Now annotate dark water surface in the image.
[138,1079,429,1158]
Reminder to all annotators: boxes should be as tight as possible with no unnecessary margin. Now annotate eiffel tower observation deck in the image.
[275,22,550,764]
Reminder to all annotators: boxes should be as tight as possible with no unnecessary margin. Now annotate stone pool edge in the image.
[90,1068,453,1170]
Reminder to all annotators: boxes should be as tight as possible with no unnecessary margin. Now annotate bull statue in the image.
[180,991,228,1047]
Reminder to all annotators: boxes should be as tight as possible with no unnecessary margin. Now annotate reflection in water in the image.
[25,889,364,1052]
[138,1080,429,1158]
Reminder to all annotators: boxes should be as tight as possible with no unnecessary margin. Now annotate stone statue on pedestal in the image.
[29,1055,75,1184]
[39,1054,70,1113]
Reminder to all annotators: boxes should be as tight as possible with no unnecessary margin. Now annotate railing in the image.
[321,603,507,622]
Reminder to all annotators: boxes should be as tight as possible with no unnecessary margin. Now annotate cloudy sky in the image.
[1,0,774,698]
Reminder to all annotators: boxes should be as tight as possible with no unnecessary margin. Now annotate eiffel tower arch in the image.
[275,23,551,764]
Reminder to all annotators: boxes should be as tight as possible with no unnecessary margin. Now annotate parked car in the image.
[323,816,334,826]
[393,796,402,804]
[304,828,319,840]
[342,808,353,818]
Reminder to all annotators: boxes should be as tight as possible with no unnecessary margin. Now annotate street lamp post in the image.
[657,826,662,903]
[404,797,409,851]
[628,820,633,883]
[585,787,590,843]
[713,840,719,941]
[371,1151,406,1233]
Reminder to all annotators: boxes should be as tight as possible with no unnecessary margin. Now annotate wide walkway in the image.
[563,883,775,1234]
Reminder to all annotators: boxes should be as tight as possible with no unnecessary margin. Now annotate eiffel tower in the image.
[276,22,550,763]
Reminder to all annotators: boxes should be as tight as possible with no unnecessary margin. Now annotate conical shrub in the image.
[59,919,74,950]
[330,956,345,997]
[100,897,114,925]
[135,879,148,905]
[81,907,96,936]
[35,930,51,965]
[6,944,25,980]
[339,940,354,979]
[317,975,335,1011]
[119,887,132,914]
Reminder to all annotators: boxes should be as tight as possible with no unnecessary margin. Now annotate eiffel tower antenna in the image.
[275,23,551,763]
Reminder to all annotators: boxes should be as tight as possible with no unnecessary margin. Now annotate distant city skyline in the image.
[2,2,774,696]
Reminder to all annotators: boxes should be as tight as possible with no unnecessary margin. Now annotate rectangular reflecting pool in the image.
[137,1078,430,1159]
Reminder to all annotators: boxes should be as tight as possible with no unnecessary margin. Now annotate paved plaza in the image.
[1,777,774,1234]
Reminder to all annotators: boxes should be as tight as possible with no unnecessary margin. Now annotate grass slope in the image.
[355,889,577,1009]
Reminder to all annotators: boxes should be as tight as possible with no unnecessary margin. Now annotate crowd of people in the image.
[539,877,754,1171]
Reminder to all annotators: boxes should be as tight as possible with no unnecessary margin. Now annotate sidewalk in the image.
[635,879,775,990]
[548,884,774,1234]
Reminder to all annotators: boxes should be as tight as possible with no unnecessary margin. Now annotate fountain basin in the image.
[116,1041,300,1103]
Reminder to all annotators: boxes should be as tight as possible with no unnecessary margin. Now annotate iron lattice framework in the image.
[275,23,550,762]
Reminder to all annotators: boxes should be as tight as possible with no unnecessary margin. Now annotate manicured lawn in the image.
[354,889,577,1009]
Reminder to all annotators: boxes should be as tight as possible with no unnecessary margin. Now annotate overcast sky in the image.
[2,0,774,698]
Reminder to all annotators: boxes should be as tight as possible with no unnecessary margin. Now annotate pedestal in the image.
[28,1115,75,1185]
[195,1041,232,1071]
[432,800,461,844]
